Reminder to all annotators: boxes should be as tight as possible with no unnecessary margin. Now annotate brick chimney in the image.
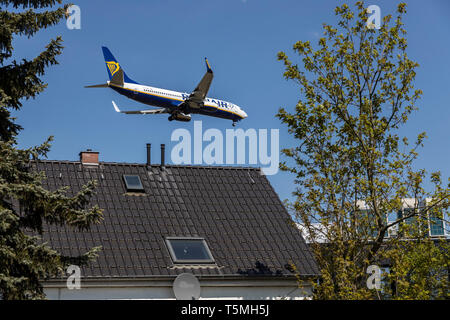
[79,149,99,165]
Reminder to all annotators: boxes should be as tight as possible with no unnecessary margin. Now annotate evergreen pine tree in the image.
[0,0,103,300]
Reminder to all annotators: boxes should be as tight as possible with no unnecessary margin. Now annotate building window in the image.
[123,174,144,192]
[166,237,215,264]
[429,216,445,237]
[352,208,380,239]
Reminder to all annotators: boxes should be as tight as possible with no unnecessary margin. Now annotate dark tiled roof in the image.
[33,160,319,278]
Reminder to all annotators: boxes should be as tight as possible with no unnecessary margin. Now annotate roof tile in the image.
[33,161,318,278]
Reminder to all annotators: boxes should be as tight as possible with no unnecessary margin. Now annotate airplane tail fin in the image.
[101,46,138,86]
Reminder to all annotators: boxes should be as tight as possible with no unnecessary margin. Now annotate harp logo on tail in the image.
[106,61,120,76]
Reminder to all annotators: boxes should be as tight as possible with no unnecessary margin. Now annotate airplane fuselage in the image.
[109,82,247,122]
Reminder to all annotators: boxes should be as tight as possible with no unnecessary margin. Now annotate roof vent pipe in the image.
[161,144,165,169]
[146,143,151,166]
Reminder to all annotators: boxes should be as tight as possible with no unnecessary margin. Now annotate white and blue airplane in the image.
[86,47,247,126]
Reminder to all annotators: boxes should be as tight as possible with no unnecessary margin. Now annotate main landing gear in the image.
[232,121,237,127]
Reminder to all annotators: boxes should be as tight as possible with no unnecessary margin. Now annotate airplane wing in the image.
[185,58,213,107]
[112,101,168,114]
[85,83,109,88]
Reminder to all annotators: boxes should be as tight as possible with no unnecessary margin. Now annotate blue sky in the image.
[10,0,450,202]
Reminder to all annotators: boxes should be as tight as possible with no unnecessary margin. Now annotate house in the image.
[35,145,319,300]
[297,199,449,297]
[298,199,449,243]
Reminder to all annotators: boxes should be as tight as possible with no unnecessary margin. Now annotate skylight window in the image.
[166,237,215,264]
[123,174,144,192]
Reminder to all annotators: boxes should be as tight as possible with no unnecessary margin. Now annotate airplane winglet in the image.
[112,101,121,113]
[205,57,212,73]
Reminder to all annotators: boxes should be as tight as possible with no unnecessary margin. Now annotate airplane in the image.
[85,47,247,126]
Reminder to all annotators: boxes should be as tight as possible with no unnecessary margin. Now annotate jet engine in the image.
[168,113,191,122]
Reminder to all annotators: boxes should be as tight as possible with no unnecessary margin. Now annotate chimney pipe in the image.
[160,144,165,168]
[146,143,151,166]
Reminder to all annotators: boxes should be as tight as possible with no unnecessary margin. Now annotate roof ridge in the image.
[32,159,262,171]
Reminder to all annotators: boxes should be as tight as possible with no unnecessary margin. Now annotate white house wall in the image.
[43,278,312,300]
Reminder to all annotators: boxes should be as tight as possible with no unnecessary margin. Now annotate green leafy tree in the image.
[277,1,449,299]
[0,0,102,299]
